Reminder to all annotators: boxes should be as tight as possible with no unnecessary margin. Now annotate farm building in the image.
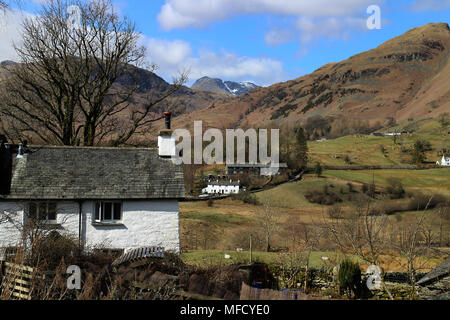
[436,155,450,167]
[227,163,288,176]
[202,180,242,195]
[0,123,185,253]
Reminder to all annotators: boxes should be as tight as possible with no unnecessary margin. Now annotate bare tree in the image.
[0,0,186,146]
[323,196,394,299]
[258,200,280,252]
[390,215,435,299]
[389,196,446,299]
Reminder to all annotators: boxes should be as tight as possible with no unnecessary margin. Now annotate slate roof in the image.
[207,181,241,187]
[227,163,288,168]
[3,146,185,200]
[417,258,450,286]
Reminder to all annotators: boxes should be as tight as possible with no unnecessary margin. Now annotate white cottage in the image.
[0,130,184,253]
[437,155,450,167]
[202,180,241,195]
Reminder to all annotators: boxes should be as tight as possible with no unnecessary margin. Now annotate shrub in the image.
[207,199,214,207]
[361,184,369,194]
[385,178,405,199]
[231,191,260,206]
[344,155,351,164]
[328,205,344,219]
[305,190,342,206]
[314,163,323,177]
[338,260,362,299]
[37,231,78,270]
[408,193,448,211]
[347,183,354,193]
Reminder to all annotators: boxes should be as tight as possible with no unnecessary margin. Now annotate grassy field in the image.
[181,250,348,268]
[308,119,449,167]
[180,250,445,272]
[180,167,449,251]
[179,119,449,270]
[254,177,361,208]
[323,168,450,193]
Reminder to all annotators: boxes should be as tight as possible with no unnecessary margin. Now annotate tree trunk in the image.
[84,120,96,147]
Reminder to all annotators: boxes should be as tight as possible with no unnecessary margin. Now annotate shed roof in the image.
[2,146,185,200]
[417,258,450,286]
[227,163,288,169]
[208,181,241,186]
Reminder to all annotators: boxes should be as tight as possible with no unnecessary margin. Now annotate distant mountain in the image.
[224,80,259,96]
[192,76,258,96]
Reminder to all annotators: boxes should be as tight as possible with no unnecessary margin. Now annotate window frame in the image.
[27,202,58,223]
[94,202,123,223]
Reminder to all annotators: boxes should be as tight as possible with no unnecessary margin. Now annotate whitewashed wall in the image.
[0,200,180,253]
[0,202,25,247]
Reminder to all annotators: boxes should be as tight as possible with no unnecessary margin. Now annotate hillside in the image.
[162,23,450,132]
[0,60,231,120]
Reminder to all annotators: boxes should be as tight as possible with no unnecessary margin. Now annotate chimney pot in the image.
[17,143,24,159]
[158,112,176,158]
[164,112,172,130]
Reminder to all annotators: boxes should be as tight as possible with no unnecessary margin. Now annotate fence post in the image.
[0,247,5,279]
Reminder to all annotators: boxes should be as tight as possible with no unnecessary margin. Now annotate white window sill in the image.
[92,222,124,227]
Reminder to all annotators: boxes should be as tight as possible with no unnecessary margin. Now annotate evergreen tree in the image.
[296,127,309,168]
[412,140,426,164]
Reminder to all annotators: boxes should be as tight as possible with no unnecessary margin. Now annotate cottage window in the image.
[95,202,122,222]
[28,202,58,222]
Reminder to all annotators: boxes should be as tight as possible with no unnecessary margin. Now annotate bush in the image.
[305,190,342,206]
[314,163,323,177]
[207,199,214,207]
[347,183,354,193]
[328,205,344,219]
[408,193,448,211]
[344,155,351,164]
[231,191,260,205]
[361,184,369,194]
[385,178,405,199]
[37,231,78,270]
[338,260,362,299]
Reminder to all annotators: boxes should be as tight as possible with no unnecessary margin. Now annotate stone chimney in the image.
[158,112,176,158]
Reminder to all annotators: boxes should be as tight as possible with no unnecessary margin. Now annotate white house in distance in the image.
[202,180,241,195]
[437,155,450,167]
[0,114,185,253]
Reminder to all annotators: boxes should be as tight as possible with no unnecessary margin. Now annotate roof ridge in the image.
[26,145,157,151]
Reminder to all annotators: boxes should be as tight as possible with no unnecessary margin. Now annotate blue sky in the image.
[2,0,450,86]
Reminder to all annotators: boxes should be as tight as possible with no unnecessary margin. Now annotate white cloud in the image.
[144,37,288,86]
[264,28,295,46]
[158,0,379,30]
[296,16,367,43]
[0,9,32,62]
[157,0,383,46]
[410,0,450,11]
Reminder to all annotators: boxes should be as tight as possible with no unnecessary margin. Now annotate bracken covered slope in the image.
[164,23,450,132]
